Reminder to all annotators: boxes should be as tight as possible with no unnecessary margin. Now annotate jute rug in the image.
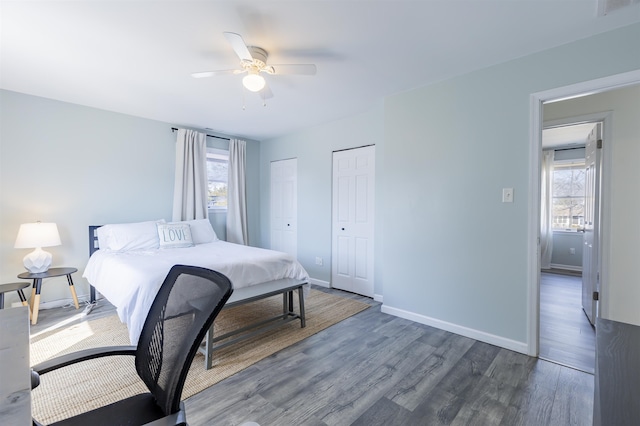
[30,289,370,424]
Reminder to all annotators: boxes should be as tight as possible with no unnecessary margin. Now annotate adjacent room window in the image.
[552,160,585,230]
[206,148,229,210]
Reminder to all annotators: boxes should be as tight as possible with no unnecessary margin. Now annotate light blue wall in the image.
[551,232,583,269]
[259,23,640,346]
[383,23,640,343]
[0,90,173,303]
[0,90,260,305]
[258,102,384,292]
[553,147,585,162]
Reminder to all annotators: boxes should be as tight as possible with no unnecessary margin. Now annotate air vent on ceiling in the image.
[597,0,640,16]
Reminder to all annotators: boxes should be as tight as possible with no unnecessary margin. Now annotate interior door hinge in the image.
[593,291,600,301]
[597,139,603,149]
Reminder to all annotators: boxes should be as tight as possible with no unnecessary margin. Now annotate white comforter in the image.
[83,241,309,344]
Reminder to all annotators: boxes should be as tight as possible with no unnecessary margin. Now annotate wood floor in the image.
[539,271,596,374]
[30,286,594,426]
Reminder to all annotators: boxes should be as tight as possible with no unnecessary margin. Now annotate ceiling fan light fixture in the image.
[242,71,265,92]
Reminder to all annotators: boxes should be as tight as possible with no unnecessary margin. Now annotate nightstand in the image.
[17,267,79,324]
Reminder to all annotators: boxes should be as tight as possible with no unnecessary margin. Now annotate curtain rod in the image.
[171,127,230,141]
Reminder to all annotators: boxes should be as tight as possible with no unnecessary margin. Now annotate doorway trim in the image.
[527,69,640,356]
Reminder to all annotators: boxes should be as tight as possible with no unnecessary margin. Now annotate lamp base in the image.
[23,247,52,273]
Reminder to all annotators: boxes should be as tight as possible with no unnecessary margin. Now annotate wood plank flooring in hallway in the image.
[540,271,596,374]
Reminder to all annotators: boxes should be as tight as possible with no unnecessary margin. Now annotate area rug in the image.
[30,289,370,424]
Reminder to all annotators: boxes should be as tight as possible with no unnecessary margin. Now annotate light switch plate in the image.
[502,188,514,203]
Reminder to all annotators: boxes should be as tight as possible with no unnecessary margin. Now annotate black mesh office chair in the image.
[31,265,233,426]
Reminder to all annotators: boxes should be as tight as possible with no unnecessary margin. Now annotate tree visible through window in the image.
[207,148,228,210]
[552,161,585,230]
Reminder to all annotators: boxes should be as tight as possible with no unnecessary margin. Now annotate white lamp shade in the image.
[242,72,266,92]
[15,222,61,273]
[15,222,61,249]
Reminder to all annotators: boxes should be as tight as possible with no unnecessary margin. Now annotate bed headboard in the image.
[89,225,102,256]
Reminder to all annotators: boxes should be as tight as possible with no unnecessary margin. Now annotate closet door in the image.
[270,158,298,258]
[331,146,375,297]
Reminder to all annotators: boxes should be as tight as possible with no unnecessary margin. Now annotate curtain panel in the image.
[540,149,555,269]
[172,129,208,221]
[226,139,248,245]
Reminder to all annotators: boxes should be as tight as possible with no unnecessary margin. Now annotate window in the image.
[552,160,585,230]
[206,148,228,210]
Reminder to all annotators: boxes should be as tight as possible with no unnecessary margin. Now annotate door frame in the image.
[527,69,640,356]
[541,115,608,331]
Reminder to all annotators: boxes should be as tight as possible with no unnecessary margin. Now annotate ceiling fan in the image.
[192,32,317,95]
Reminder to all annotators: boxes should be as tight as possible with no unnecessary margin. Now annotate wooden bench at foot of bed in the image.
[199,278,307,370]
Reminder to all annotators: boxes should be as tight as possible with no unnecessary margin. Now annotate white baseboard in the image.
[549,263,582,272]
[309,279,381,302]
[380,304,528,355]
[37,295,93,310]
[309,278,330,288]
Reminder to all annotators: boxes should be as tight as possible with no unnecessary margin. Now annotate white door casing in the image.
[331,146,375,297]
[270,159,297,258]
[582,123,602,325]
[527,69,640,356]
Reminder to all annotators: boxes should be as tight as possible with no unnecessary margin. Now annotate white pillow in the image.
[157,223,194,249]
[170,219,218,244]
[97,220,165,252]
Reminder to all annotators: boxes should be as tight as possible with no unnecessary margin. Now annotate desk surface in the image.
[0,306,31,425]
[594,318,640,426]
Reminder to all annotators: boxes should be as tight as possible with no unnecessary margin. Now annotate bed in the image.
[83,219,310,368]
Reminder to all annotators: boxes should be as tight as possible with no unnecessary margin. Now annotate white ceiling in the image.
[543,123,596,149]
[2,1,639,141]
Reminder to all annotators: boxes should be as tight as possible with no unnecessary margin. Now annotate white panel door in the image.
[331,146,375,297]
[271,159,298,258]
[582,124,601,325]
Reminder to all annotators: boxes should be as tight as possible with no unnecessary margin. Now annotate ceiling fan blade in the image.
[223,32,253,62]
[269,64,317,75]
[191,69,238,78]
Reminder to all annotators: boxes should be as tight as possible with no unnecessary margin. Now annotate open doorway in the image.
[528,70,640,375]
[539,120,600,373]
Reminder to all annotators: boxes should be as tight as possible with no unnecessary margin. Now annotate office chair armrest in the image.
[32,345,136,375]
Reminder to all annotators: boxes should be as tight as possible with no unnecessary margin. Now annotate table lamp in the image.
[14,222,61,273]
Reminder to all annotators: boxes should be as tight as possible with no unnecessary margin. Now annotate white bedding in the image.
[83,240,309,344]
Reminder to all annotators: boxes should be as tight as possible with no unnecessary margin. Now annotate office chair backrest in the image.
[135,264,233,415]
